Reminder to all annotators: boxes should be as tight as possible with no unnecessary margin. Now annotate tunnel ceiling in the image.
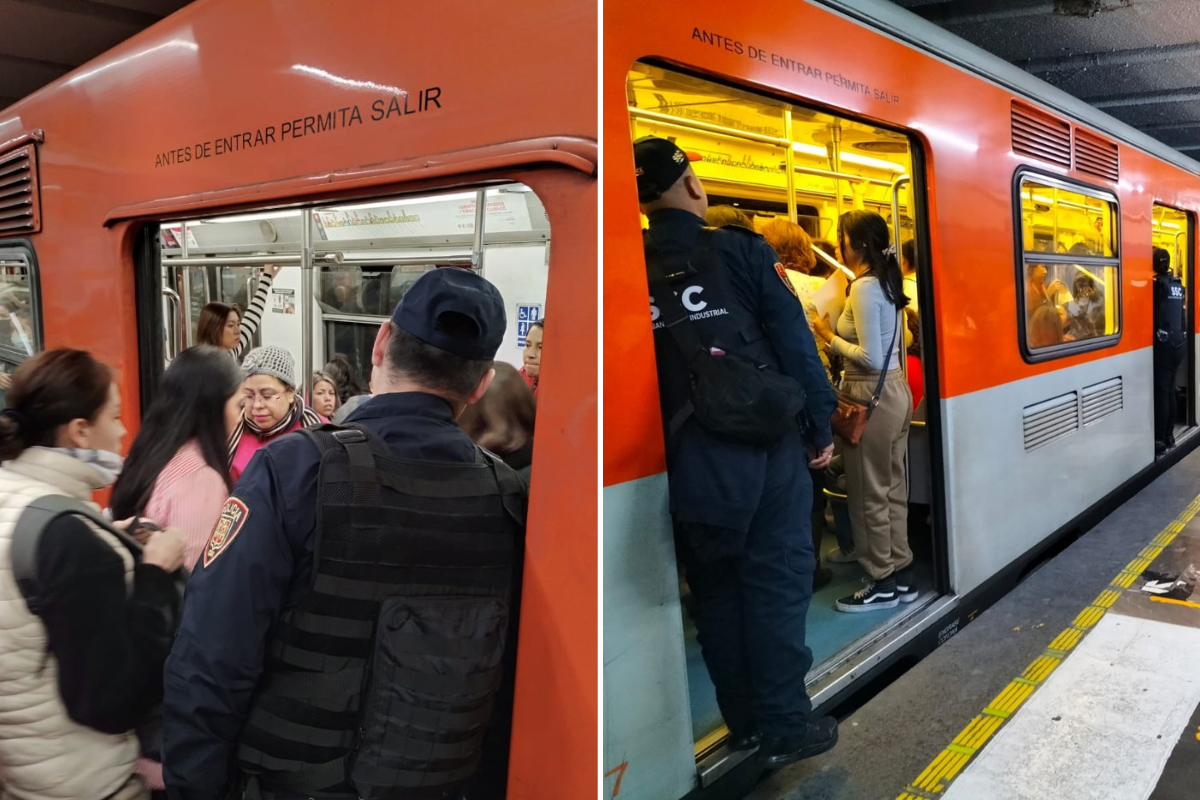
[892,0,1200,157]
[0,0,193,114]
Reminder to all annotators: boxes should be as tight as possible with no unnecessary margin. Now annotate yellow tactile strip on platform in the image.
[896,493,1200,800]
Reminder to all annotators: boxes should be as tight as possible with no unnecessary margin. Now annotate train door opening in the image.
[151,186,550,408]
[1151,204,1195,453]
[626,62,943,764]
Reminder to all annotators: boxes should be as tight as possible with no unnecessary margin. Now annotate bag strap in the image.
[11,495,146,612]
[644,228,715,375]
[644,228,716,439]
[866,309,901,417]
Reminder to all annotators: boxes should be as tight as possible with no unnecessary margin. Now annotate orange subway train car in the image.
[0,0,596,797]
[603,0,1200,797]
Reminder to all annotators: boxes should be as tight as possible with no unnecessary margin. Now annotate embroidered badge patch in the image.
[203,498,249,569]
[774,262,799,299]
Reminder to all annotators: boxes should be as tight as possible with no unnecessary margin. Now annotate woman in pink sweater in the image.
[111,346,244,569]
[109,345,246,791]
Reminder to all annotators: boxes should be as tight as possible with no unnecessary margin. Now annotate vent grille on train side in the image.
[0,145,39,237]
[1022,391,1079,452]
[1081,377,1123,427]
[1011,102,1071,169]
[1074,130,1120,182]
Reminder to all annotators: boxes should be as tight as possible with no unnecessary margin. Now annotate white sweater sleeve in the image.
[233,274,273,360]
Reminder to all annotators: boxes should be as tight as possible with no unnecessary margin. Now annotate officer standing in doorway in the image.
[635,136,840,766]
[1153,246,1187,455]
[162,268,527,800]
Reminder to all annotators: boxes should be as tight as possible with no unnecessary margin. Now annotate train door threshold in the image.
[694,592,958,789]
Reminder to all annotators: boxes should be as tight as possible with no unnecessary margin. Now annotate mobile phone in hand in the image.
[131,517,161,545]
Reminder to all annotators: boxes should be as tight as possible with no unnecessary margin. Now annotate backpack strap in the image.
[300,422,390,531]
[11,495,145,614]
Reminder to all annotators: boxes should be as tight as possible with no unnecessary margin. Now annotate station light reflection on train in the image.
[65,38,199,86]
[290,63,406,96]
[909,120,980,154]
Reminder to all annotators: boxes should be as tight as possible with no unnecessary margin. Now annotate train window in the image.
[0,246,41,405]
[1017,173,1120,357]
[161,185,550,401]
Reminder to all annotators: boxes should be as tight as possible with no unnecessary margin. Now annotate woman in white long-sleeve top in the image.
[811,210,915,613]
[194,264,280,362]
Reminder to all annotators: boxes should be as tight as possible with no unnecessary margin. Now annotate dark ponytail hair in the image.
[111,346,242,519]
[0,349,113,462]
[838,210,910,310]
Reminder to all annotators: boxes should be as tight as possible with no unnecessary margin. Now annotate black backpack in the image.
[645,229,807,446]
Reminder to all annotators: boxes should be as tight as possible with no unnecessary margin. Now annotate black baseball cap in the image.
[634,136,702,203]
[392,267,506,360]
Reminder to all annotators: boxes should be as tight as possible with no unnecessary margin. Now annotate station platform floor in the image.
[748,442,1200,800]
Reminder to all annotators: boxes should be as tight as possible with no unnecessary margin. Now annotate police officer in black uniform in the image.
[1153,246,1187,455]
[162,268,527,800]
[635,136,840,766]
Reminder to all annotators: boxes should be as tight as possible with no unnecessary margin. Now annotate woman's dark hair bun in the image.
[0,349,112,462]
[0,410,24,461]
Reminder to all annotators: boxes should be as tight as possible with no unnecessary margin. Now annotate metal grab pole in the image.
[301,211,313,405]
[890,174,913,386]
[784,107,797,224]
[162,287,182,360]
[890,174,911,249]
[830,121,844,221]
[1176,230,1187,280]
[472,189,486,271]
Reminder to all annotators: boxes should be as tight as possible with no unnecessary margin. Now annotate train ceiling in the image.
[0,0,192,112]
[893,0,1200,157]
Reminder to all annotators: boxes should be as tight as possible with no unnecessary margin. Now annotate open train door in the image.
[1151,204,1196,454]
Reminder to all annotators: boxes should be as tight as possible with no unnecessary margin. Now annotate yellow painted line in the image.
[1113,571,1140,589]
[895,492,1200,799]
[1125,556,1154,574]
[1150,531,1177,547]
[1072,605,1105,630]
[693,725,727,757]
[1022,654,1061,684]
[1149,596,1200,610]
[1139,544,1164,560]
[1048,627,1083,652]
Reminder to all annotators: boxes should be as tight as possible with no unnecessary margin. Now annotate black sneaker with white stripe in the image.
[835,576,898,612]
[895,568,918,604]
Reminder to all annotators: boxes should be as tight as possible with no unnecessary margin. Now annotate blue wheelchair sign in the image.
[516,304,542,346]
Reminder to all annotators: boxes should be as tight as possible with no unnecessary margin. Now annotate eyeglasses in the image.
[243,390,290,404]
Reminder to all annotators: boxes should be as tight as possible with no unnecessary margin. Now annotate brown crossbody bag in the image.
[830,310,900,445]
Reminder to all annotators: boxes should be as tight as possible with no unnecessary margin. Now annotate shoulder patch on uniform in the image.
[203,498,249,569]
[774,262,800,299]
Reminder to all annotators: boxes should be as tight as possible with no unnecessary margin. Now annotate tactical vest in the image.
[236,424,527,800]
[1155,272,1186,343]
